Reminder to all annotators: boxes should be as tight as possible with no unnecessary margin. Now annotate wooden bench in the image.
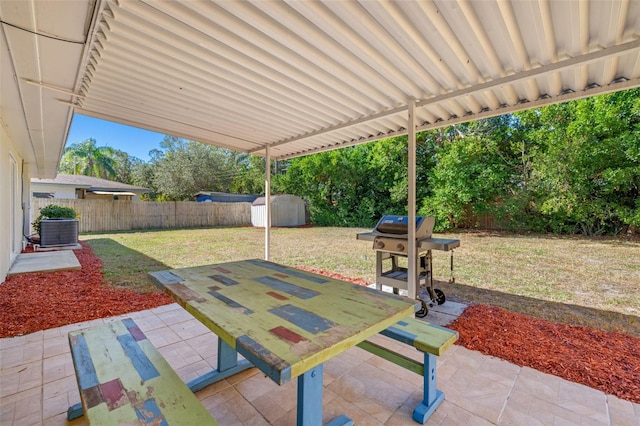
[357,317,458,424]
[66,318,218,425]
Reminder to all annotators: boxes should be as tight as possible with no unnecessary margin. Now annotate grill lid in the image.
[372,215,434,239]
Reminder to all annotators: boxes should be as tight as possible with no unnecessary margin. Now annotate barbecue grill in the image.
[357,215,460,317]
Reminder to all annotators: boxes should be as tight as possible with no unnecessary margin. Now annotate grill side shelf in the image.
[356,233,460,252]
[356,232,375,241]
[418,238,460,251]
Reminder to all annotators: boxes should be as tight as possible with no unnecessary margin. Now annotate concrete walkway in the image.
[7,250,80,276]
[1,303,638,425]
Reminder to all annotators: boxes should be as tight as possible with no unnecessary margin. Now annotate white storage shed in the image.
[251,195,306,227]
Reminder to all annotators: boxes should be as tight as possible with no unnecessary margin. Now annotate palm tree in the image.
[60,138,117,179]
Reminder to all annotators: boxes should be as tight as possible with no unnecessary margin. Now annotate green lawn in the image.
[82,227,640,337]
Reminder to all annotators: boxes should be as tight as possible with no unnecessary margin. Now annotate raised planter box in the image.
[39,219,79,247]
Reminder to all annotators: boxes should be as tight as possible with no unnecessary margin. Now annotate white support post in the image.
[265,146,271,261]
[407,100,417,300]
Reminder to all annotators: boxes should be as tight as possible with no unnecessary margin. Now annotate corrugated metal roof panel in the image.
[72,0,639,160]
[2,0,639,175]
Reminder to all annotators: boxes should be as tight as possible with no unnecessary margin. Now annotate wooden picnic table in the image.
[149,258,418,426]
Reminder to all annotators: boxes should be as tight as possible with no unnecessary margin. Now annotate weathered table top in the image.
[150,259,418,385]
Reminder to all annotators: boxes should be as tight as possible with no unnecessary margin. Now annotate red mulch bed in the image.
[447,304,640,404]
[299,267,640,403]
[2,248,638,404]
[0,242,172,337]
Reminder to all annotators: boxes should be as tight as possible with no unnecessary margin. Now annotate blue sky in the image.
[66,114,168,162]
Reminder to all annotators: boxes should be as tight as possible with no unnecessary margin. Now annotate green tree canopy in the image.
[274,139,411,227]
[59,138,118,179]
[110,150,144,185]
[274,88,639,235]
[229,153,266,195]
[147,136,242,200]
[517,89,640,234]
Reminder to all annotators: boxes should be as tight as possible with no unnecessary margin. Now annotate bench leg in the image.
[325,415,354,426]
[412,353,445,424]
[188,338,253,393]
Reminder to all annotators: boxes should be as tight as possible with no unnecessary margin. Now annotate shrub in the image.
[32,204,78,235]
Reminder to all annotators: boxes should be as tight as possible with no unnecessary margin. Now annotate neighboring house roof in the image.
[31,174,149,194]
[195,192,259,203]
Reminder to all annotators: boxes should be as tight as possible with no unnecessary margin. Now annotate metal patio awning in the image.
[2,0,639,177]
[88,191,137,196]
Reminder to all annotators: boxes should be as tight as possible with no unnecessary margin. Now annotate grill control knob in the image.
[396,243,405,251]
[375,240,385,249]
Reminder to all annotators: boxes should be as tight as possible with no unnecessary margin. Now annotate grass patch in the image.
[84,237,168,293]
[82,227,640,337]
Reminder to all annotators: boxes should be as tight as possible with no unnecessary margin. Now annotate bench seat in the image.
[357,317,458,424]
[68,318,218,425]
[378,317,458,355]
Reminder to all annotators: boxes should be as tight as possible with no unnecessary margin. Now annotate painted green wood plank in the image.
[151,259,419,384]
[69,319,218,425]
[356,340,424,375]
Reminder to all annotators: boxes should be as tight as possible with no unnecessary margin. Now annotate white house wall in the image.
[0,122,28,283]
[30,183,77,199]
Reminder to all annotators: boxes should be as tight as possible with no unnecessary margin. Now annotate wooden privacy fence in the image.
[459,212,502,230]
[30,199,251,233]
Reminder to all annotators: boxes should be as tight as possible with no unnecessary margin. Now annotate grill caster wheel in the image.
[415,301,428,318]
[434,288,446,305]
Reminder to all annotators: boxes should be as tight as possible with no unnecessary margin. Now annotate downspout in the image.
[21,160,30,240]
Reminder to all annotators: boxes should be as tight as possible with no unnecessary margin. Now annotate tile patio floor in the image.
[1,303,639,425]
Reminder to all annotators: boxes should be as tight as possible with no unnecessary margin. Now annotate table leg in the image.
[412,353,445,424]
[296,364,353,426]
[218,337,240,371]
[297,364,323,426]
[187,338,253,392]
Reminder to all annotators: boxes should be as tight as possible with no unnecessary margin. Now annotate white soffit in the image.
[0,0,96,178]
